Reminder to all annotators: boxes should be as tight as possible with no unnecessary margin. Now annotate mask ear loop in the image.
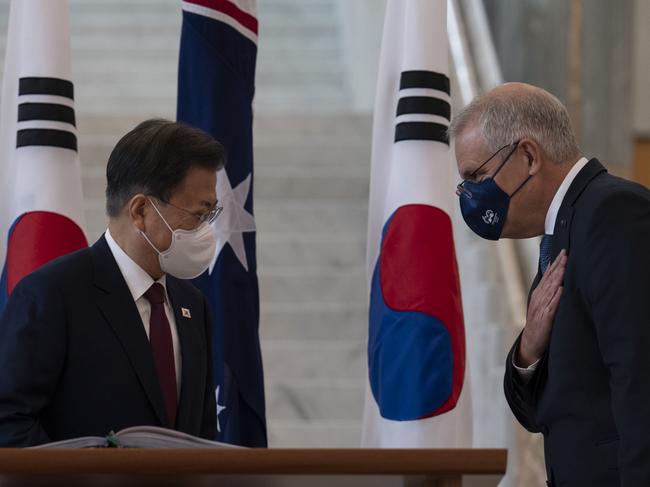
[491,141,529,197]
[148,198,174,233]
[510,174,533,197]
[506,142,535,197]
[140,229,163,254]
[140,198,174,254]
[470,143,512,178]
[491,140,521,179]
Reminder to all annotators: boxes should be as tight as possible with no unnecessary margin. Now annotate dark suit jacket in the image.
[504,159,650,486]
[0,236,217,446]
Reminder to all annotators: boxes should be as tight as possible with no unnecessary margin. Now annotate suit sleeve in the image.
[504,332,546,433]
[582,190,650,485]
[0,273,66,446]
[200,296,218,440]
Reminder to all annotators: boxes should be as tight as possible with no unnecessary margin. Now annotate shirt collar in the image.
[544,157,589,235]
[105,229,167,302]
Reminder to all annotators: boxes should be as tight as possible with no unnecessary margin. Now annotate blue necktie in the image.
[540,234,553,274]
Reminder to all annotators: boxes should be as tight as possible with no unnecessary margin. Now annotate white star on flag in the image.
[215,385,226,433]
[210,169,256,272]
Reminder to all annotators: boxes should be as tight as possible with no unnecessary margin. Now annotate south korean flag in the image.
[363,0,472,448]
[0,0,87,312]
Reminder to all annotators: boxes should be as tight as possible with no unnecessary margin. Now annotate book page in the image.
[116,426,242,449]
[30,436,105,449]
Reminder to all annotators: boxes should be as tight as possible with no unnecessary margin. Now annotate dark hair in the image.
[105,119,226,217]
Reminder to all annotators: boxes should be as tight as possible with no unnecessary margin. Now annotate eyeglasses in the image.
[156,198,223,225]
[456,140,520,198]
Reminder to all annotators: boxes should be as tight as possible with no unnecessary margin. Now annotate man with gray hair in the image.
[449,82,650,486]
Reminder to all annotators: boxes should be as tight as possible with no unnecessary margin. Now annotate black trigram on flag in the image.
[394,70,450,145]
[16,77,78,152]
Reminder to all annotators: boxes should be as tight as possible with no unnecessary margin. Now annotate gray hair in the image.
[447,86,580,163]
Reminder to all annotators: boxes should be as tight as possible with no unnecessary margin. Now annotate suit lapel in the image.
[166,277,202,432]
[550,158,607,261]
[529,159,607,295]
[90,236,170,428]
[551,206,574,262]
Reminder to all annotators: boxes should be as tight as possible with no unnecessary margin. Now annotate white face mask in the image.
[141,198,217,279]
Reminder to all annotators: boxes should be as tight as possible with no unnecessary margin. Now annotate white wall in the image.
[633,0,650,135]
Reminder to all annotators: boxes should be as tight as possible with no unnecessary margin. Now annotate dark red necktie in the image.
[144,283,177,427]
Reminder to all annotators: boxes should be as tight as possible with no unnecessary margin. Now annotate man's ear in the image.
[519,138,543,176]
[128,194,148,232]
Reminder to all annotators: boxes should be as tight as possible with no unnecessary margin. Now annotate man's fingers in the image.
[552,265,566,286]
[537,266,556,293]
[549,251,567,278]
[530,249,568,315]
[540,266,563,300]
[547,249,565,273]
[539,250,567,292]
[534,281,554,309]
[549,250,563,272]
[544,285,564,316]
[540,252,564,286]
[533,275,566,316]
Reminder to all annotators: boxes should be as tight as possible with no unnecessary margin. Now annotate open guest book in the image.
[31,426,241,449]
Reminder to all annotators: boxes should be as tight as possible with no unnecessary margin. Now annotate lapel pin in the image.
[181,307,191,318]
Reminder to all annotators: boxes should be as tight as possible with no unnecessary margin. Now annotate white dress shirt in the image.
[514,157,589,381]
[105,229,182,396]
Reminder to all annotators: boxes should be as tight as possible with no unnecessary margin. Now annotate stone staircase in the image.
[0,0,520,458]
[254,114,370,446]
[256,0,351,112]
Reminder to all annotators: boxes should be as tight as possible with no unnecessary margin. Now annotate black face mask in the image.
[456,141,532,240]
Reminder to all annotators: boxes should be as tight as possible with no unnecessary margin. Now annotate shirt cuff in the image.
[513,356,540,383]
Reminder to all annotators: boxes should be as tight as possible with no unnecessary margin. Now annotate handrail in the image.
[448,0,530,330]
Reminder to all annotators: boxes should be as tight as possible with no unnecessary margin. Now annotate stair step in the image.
[267,419,361,448]
[261,339,366,381]
[265,379,364,421]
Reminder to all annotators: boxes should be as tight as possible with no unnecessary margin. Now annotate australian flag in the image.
[177,0,267,447]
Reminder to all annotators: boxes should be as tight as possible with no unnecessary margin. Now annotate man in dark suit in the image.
[0,119,225,446]
[449,83,650,486]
